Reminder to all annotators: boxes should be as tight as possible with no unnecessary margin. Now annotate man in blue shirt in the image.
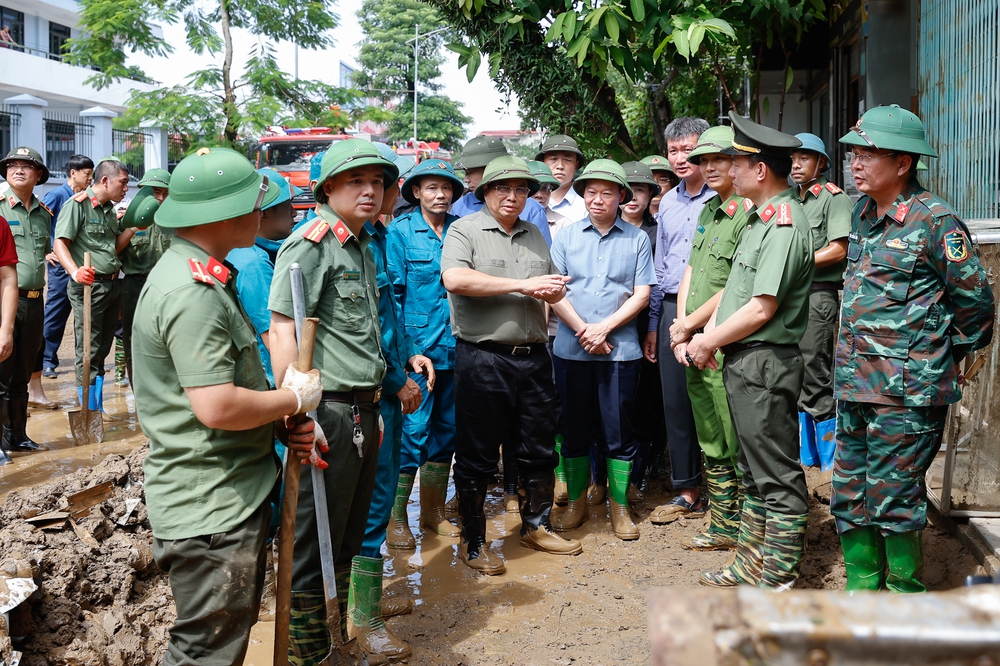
[385,160,463,549]
[535,134,588,236]
[549,160,656,541]
[452,136,552,245]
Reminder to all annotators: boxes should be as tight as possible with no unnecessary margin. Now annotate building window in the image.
[49,21,70,61]
[0,6,25,50]
[45,120,77,174]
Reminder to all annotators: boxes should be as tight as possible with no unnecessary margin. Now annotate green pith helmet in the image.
[641,155,673,173]
[455,136,508,171]
[138,168,171,189]
[473,155,540,201]
[917,159,928,171]
[256,168,302,210]
[839,104,938,157]
[0,146,49,184]
[534,134,585,163]
[572,159,634,204]
[620,161,661,198]
[154,147,279,229]
[687,126,736,165]
[724,111,802,158]
[313,139,399,204]
[123,187,160,228]
[401,159,465,205]
[526,160,560,186]
[372,142,416,181]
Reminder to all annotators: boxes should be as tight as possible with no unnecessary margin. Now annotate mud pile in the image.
[0,445,172,666]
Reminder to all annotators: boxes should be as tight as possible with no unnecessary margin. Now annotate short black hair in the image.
[93,159,128,183]
[749,153,792,179]
[65,154,94,173]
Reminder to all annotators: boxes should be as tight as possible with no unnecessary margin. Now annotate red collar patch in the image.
[332,219,352,246]
[90,196,101,208]
[775,202,793,226]
[743,198,753,213]
[206,257,230,283]
[893,202,909,223]
[304,219,331,243]
[759,204,776,224]
[810,183,823,197]
[724,199,739,218]
[825,182,843,195]
[189,259,214,285]
[6,195,15,208]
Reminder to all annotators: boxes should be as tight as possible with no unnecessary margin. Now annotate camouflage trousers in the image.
[686,353,738,469]
[831,401,948,535]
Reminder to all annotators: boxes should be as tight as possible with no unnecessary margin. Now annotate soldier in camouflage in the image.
[835,105,995,592]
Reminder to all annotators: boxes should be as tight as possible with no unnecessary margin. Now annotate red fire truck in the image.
[248,127,353,213]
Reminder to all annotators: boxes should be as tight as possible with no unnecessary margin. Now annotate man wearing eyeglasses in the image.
[832,105,994,593]
[442,155,582,576]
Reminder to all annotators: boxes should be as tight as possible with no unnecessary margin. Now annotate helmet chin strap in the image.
[801,157,825,187]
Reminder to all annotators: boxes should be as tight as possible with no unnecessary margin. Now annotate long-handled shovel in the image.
[68,252,104,445]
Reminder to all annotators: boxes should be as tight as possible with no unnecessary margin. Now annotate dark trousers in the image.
[0,296,43,398]
[67,278,121,386]
[292,400,381,592]
[453,340,558,484]
[798,289,839,422]
[121,273,147,384]
[555,356,641,462]
[723,345,809,515]
[153,499,271,666]
[42,262,72,370]
[656,295,702,489]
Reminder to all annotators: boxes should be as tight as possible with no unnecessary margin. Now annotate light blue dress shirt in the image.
[451,191,552,246]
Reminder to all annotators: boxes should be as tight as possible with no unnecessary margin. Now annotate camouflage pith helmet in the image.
[455,136,509,171]
[641,154,673,173]
[138,168,171,189]
[0,146,49,184]
[526,160,560,186]
[313,139,399,204]
[687,126,736,165]
[473,155,540,201]
[401,159,465,205]
[534,134,585,163]
[839,104,938,158]
[123,187,160,229]
[572,159,633,204]
[620,161,661,199]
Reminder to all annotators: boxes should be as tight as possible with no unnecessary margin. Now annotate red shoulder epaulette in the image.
[825,182,843,195]
[205,257,230,283]
[893,202,909,222]
[810,183,823,197]
[73,191,89,203]
[303,219,331,243]
[743,198,753,212]
[38,201,53,217]
[759,203,776,224]
[189,258,215,285]
[331,219,352,246]
[775,202,793,226]
[724,199,739,218]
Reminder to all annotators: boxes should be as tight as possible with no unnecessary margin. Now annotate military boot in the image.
[519,471,583,555]
[380,596,413,619]
[349,555,411,663]
[553,435,568,505]
[288,590,330,666]
[607,458,639,540]
[8,395,45,452]
[885,530,925,593]
[386,473,415,549]
[419,462,460,537]
[700,493,767,587]
[456,478,505,575]
[551,456,590,532]
[683,465,739,550]
[0,398,13,465]
[841,525,885,592]
[759,511,809,590]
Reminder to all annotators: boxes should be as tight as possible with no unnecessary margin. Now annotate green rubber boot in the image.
[885,530,926,593]
[607,458,639,540]
[760,512,809,590]
[420,462,460,537]
[386,473,415,549]
[700,493,767,587]
[288,590,329,666]
[840,526,885,591]
[349,556,411,662]
[554,435,568,505]
[683,465,740,550]
[551,456,590,532]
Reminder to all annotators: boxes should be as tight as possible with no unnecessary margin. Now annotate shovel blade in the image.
[68,409,104,445]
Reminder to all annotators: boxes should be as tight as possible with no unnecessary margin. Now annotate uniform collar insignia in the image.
[90,196,101,208]
[743,198,753,213]
[825,182,843,194]
[332,219,352,246]
[759,203,776,224]
[188,258,215,285]
[206,257,230,283]
[39,201,53,217]
[892,200,910,224]
[810,183,823,197]
[6,195,14,207]
[724,198,739,218]
[73,191,89,203]
[775,202,793,226]
[304,218,331,243]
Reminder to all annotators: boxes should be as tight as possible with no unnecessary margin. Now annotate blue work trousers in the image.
[42,262,72,369]
[361,396,402,558]
[400,370,456,475]
[555,357,641,462]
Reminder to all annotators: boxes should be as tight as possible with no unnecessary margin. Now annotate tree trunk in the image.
[219,0,238,146]
[647,69,676,155]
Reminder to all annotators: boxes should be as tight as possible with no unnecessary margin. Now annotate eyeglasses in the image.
[847,151,898,166]
[492,184,531,198]
[538,184,555,193]
[5,162,35,173]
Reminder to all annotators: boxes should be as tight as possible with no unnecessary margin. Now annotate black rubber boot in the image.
[456,478,505,574]
[0,398,11,463]
[519,471,582,555]
[9,394,45,452]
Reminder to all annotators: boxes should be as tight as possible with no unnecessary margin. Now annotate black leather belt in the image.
[474,340,547,357]
[721,341,797,356]
[18,289,41,299]
[93,272,117,282]
[124,273,148,283]
[321,387,383,404]
[810,281,842,292]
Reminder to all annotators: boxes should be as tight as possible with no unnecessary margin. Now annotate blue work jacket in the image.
[366,220,418,395]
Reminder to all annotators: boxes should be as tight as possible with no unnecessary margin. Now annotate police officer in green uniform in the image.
[667,126,750,551]
[268,139,396,665]
[790,133,853,461]
[54,158,133,407]
[686,113,814,589]
[0,146,51,456]
[834,106,994,592]
[133,146,323,666]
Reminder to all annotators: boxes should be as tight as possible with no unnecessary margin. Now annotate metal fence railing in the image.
[0,105,20,160]
[43,113,93,179]
[112,127,153,181]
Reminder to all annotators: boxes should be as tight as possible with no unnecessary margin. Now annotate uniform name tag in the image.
[343,270,361,280]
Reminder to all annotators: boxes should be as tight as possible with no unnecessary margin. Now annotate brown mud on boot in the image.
[380,596,414,619]
[520,471,584,555]
[551,456,589,532]
[520,523,583,555]
[457,478,505,575]
[419,462,460,537]
[586,481,606,506]
[553,435,568,505]
[349,555,412,663]
[608,459,639,541]
[444,494,458,518]
[386,473,416,549]
[505,492,520,514]
[458,539,506,575]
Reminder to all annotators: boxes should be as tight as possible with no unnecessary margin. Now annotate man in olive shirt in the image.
[442,155,582,577]
[0,146,48,458]
[686,113,814,590]
[54,158,133,407]
[133,147,322,666]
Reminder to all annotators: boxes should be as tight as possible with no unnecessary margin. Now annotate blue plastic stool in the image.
[815,418,837,472]
[799,412,818,467]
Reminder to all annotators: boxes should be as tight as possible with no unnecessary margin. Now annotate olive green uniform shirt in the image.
[0,191,51,289]
[685,194,750,315]
[269,205,386,391]
[798,177,853,283]
[54,187,126,275]
[133,236,277,540]
[440,207,554,345]
[121,224,169,275]
[717,188,815,345]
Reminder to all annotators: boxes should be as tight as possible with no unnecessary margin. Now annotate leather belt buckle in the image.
[373,386,382,401]
[26,290,40,299]
[511,345,531,356]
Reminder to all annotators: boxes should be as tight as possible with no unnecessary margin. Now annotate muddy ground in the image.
[0,337,987,666]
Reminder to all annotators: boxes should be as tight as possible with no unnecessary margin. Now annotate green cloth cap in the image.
[455,136,508,171]
[313,139,400,204]
[0,146,49,184]
[473,155,540,201]
[256,168,302,210]
[155,147,279,229]
[621,161,661,198]
[534,134,585,163]
[724,111,801,157]
[838,104,938,157]
[641,155,673,173]
[687,126,736,165]
[138,168,171,189]
[123,187,160,228]
[372,142,416,180]
[526,160,560,186]
[401,159,465,205]
[572,159,633,204]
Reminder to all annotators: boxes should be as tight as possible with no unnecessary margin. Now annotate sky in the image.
[127,0,521,140]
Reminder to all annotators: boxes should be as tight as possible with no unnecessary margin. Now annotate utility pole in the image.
[405,25,447,146]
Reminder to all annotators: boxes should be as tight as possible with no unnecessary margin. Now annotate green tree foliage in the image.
[387,96,471,152]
